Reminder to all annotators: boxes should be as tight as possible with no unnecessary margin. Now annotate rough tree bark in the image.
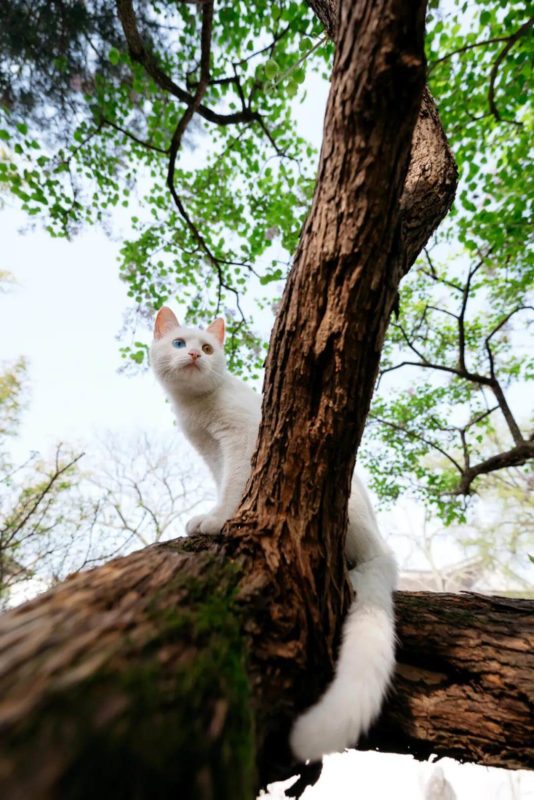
[1,543,532,800]
[1,2,530,799]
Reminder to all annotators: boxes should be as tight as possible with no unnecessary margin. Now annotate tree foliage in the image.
[0,0,330,371]
[0,0,532,519]
[0,4,531,790]
[361,0,533,519]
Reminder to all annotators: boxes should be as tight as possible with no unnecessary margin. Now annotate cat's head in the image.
[150,307,227,397]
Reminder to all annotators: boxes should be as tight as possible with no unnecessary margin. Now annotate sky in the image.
[1,208,169,457]
[1,23,532,800]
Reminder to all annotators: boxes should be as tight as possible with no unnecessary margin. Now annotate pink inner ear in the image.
[154,307,180,339]
[207,318,225,344]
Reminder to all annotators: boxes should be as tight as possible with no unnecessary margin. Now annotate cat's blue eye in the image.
[172,338,186,349]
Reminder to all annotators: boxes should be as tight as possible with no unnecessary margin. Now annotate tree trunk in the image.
[0,1,487,797]
[307,0,458,275]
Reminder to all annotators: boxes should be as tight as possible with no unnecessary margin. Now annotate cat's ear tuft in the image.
[154,307,180,339]
[207,318,225,345]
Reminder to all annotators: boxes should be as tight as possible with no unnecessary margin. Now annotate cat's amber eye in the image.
[202,343,214,354]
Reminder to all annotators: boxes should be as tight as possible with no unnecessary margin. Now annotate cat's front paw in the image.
[185,514,207,535]
[185,512,228,535]
[199,513,229,534]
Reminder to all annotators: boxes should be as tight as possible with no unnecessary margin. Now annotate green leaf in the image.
[293,67,306,85]
[264,59,279,80]
[286,79,299,98]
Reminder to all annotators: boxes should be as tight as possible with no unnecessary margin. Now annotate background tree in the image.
[0,267,213,603]
[1,419,213,604]
[0,347,86,605]
[85,430,212,549]
[393,463,533,595]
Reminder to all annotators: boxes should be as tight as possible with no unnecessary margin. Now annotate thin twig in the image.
[429,32,520,73]
[488,16,534,125]
[370,415,464,474]
[101,117,168,154]
[458,258,484,373]
[422,249,463,292]
[0,449,84,540]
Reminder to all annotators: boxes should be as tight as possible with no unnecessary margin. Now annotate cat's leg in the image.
[184,450,224,534]
[186,433,252,535]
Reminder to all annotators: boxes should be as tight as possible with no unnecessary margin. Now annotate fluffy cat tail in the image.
[289,550,397,762]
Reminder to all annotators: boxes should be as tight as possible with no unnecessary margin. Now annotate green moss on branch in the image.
[3,554,255,800]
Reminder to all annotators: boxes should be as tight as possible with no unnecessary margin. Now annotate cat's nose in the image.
[188,349,201,360]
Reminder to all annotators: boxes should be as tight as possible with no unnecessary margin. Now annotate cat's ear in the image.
[207,318,225,345]
[154,307,180,339]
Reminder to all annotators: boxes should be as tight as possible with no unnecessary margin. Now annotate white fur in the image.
[151,314,397,759]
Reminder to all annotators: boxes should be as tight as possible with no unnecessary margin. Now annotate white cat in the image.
[151,306,397,762]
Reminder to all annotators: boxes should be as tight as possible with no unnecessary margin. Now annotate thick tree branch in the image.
[399,87,457,271]
[370,591,534,769]
[452,439,534,495]
[305,0,338,38]
[0,540,531,800]
[230,0,433,778]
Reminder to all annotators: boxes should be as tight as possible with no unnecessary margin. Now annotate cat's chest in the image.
[176,396,258,442]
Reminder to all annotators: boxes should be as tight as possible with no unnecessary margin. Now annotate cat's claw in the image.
[186,513,227,535]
